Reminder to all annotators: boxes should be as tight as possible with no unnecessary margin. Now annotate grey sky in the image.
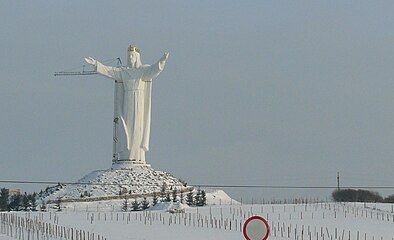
[1,1,394,201]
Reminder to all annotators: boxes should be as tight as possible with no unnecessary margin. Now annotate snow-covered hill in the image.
[41,165,188,202]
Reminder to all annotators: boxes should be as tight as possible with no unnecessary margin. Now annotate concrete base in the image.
[111,160,151,170]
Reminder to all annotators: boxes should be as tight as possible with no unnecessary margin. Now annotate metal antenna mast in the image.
[54,58,123,162]
[54,65,97,76]
[54,58,122,76]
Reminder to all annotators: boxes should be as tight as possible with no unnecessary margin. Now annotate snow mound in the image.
[205,189,240,205]
[41,165,187,202]
[148,201,190,213]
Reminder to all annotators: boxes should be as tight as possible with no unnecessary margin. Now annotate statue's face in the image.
[128,46,140,68]
[129,51,136,66]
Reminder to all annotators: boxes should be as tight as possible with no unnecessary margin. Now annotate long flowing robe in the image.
[94,56,166,164]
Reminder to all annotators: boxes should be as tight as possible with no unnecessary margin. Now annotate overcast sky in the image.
[1,1,394,201]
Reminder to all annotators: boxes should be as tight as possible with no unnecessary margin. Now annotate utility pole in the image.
[337,172,340,190]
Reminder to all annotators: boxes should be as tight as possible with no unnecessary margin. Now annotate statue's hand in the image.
[160,52,169,62]
[158,53,169,70]
[84,57,97,66]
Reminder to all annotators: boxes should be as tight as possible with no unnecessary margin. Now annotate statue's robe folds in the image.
[95,61,165,164]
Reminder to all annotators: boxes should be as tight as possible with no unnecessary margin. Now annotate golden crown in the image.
[128,46,140,53]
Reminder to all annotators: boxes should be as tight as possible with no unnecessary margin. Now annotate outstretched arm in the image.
[142,53,169,81]
[85,57,121,80]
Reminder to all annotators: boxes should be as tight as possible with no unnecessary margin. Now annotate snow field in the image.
[1,201,394,240]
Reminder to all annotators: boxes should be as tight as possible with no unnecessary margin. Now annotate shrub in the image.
[384,194,394,203]
[332,189,383,202]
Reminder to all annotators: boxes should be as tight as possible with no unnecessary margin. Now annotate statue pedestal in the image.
[111,160,151,170]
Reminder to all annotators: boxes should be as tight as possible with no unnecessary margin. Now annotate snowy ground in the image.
[3,166,394,239]
[41,166,187,202]
[1,199,394,240]
[3,167,394,240]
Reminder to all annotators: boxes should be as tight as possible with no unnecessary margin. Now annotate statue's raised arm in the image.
[85,57,122,80]
[141,52,169,81]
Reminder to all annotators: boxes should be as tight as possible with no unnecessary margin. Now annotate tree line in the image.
[1,183,208,213]
[121,183,207,212]
[332,189,394,203]
[0,188,46,212]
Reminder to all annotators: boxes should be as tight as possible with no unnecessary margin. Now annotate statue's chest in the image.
[124,79,145,91]
[120,70,145,91]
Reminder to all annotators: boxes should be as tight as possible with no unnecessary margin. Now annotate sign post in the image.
[243,216,270,240]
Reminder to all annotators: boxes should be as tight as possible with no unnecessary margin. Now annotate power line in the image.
[1,180,394,189]
[195,184,394,189]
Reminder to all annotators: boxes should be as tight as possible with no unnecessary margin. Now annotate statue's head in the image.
[127,45,142,68]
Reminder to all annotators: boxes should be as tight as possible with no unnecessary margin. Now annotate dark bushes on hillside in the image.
[384,194,394,203]
[332,189,383,202]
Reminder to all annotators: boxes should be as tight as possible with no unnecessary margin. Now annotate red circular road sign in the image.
[243,216,270,240]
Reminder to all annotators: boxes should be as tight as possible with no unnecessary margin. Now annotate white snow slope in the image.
[41,166,187,201]
[1,201,394,240]
[3,167,393,239]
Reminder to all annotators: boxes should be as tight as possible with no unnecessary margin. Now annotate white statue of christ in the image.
[85,46,169,165]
